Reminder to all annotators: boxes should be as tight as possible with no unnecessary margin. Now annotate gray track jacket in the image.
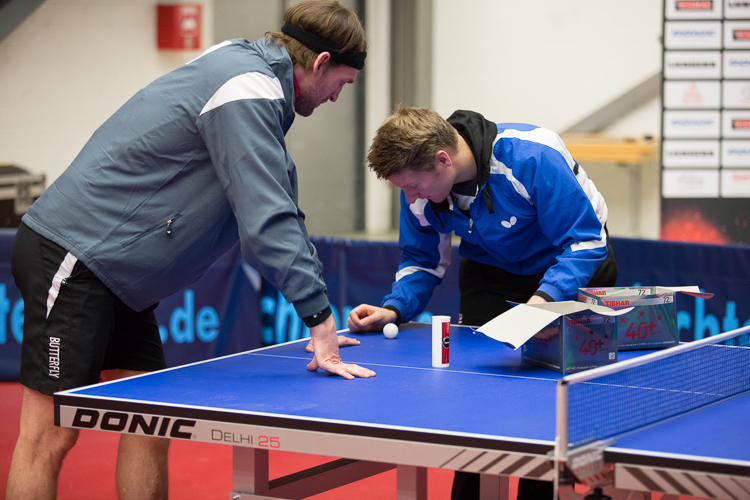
[22,38,329,319]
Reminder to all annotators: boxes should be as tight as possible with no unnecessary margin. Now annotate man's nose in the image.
[404,190,418,203]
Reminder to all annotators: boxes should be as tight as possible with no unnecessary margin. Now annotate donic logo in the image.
[72,408,196,439]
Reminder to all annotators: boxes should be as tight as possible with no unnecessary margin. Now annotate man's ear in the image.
[435,150,453,170]
[312,52,332,76]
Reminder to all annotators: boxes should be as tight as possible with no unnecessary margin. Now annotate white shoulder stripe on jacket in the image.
[200,72,284,116]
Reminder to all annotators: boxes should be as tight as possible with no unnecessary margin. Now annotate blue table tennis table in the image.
[53,323,750,500]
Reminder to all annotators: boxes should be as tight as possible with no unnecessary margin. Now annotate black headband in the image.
[281,22,366,70]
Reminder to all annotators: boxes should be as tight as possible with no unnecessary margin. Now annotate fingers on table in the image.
[308,358,376,379]
[345,363,376,378]
[338,335,361,346]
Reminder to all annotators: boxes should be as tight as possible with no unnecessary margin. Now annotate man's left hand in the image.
[305,315,376,379]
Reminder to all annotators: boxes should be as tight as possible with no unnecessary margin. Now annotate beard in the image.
[294,92,318,117]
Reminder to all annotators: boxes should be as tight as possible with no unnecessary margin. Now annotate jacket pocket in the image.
[120,214,182,249]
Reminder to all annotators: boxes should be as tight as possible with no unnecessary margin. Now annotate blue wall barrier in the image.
[610,237,750,341]
[1,229,748,380]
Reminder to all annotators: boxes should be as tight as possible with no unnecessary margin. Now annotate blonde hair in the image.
[367,105,458,180]
[267,0,367,70]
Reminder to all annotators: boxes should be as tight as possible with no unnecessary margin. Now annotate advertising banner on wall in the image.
[662,0,750,244]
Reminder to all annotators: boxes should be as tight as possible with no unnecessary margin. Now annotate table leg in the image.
[396,465,428,500]
[480,474,510,500]
[231,447,271,497]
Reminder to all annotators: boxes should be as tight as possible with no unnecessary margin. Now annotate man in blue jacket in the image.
[348,106,617,499]
[7,2,374,499]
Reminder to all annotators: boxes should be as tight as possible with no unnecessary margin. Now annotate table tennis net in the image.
[559,326,750,453]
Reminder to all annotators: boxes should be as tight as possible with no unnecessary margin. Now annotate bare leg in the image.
[6,386,79,500]
[101,369,170,500]
[115,433,170,499]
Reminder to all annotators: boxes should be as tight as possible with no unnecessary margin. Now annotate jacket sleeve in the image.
[519,131,609,301]
[382,192,452,322]
[197,74,329,319]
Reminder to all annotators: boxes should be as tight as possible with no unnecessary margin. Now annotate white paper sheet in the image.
[476,301,632,350]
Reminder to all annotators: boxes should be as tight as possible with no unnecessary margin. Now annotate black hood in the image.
[447,109,497,186]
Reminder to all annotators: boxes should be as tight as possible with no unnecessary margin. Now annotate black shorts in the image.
[12,223,167,396]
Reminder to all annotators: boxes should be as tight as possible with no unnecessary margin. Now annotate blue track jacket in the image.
[382,110,610,322]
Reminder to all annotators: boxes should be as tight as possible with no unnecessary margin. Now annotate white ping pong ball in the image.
[383,323,399,339]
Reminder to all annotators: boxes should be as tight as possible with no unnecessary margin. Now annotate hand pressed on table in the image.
[305,315,376,379]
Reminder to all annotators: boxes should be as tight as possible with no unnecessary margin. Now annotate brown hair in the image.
[367,105,458,180]
[267,0,367,70]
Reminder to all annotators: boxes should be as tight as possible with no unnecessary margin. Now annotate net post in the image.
[554,378,570,497]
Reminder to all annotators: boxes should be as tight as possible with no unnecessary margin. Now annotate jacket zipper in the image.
[165,214,183,236]
[120,214,182,249]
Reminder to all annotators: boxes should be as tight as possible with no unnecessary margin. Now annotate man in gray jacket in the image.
[6,1,374,499]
